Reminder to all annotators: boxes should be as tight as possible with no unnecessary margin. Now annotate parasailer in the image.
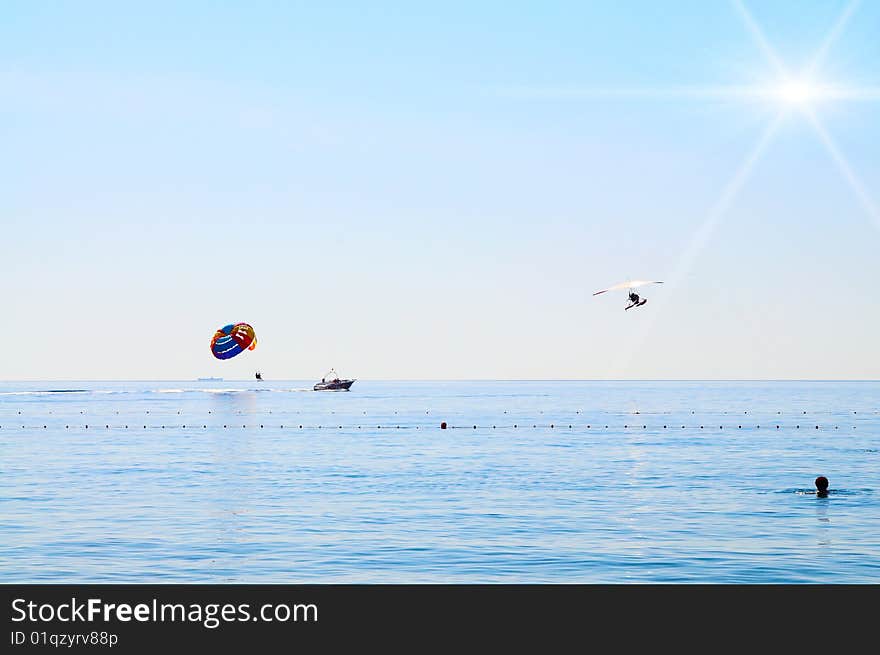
[210,323,257,360]
[593,280,663,311]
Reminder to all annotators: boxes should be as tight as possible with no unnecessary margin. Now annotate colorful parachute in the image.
[210,323,257,360]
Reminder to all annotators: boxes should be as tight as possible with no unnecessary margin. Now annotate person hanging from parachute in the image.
[593,280,664,311]
[210,323,265,383]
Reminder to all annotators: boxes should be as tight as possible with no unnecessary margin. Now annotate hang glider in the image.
[592,280,664,296]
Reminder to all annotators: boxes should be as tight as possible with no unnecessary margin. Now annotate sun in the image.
[776,79,818,106]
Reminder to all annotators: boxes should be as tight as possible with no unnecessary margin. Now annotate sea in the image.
[1,380,878,583]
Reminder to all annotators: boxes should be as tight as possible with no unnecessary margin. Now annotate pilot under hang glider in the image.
[593,280,664,310]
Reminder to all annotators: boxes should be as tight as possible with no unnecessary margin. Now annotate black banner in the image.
[3,585,876,652]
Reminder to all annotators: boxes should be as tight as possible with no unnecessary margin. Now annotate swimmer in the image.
[815,475,829,498]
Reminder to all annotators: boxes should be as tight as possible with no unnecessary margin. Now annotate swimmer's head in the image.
[815,476,829,492]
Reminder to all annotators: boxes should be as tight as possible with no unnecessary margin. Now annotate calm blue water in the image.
[1,380,878,583]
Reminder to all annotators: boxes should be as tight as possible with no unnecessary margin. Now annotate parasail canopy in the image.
[210,323,257,360]
[593,280,664,296]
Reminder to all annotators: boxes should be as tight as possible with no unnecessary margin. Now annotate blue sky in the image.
[3,1,879,379]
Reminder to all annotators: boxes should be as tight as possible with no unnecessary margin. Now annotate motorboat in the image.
[314,369,355,391]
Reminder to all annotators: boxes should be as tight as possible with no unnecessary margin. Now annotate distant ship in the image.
[255,371,263,381]
[313,368,355,391]
[197,377,223,381]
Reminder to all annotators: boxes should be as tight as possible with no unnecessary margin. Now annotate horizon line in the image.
[2,378,879,383]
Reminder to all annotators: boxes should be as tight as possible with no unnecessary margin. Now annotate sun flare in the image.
[777,79,818,105]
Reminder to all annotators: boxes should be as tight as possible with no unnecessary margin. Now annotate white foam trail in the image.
[0,390,89,396]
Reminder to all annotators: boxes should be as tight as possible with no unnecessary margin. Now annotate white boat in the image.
[314,369,355,391]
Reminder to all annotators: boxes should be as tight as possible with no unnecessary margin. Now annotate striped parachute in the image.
[210,323,257,360]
